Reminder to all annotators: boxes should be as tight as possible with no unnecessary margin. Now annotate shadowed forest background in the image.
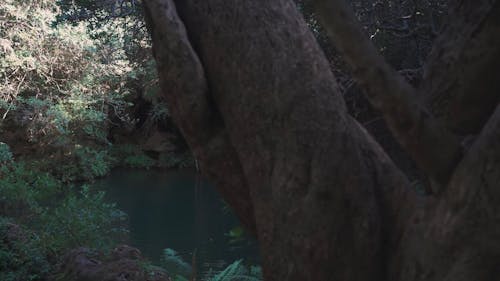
[0,0,499,280]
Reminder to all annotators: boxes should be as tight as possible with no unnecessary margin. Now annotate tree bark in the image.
[145,1,416,280]
[142,0,256,232]
[392,105,500,281]
[420,0,500,135]
[311,0,463,185]
[143,0,500,280]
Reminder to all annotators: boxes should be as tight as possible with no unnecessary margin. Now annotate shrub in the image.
[0,161,61,218]
[0,0,136,161]
[111,144,156,169]
[37,185,128,253]
[160,248,263,281]
[0,217,50,281]
[74,146,113,179]
[158,151,194,169]
[0,142,13,163]
[0,160,127,257]
[161,248,193,279]
[205,259,262,281]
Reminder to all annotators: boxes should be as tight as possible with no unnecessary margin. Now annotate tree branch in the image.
[143,0,256,233]
[402,105,500,281]
[447,104,500,221]
[419,0,500,135]
[312,0,462,185]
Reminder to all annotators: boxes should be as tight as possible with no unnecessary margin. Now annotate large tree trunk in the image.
[143,0,500,280]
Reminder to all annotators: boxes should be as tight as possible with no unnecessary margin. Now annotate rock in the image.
[111,244,142,260]
[56,245,172,281]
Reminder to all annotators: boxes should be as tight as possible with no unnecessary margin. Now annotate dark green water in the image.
[92,169,258,271]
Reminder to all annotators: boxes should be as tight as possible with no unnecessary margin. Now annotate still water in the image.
[91,169,258,272]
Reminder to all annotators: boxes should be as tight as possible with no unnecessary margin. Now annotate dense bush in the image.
[110,144,156,169]
[0,0,192,180]
[0,159,127,250]
[205,259,262,281]
[0,0,133,142]
[161,248,263,281]
[37,185,128,253]
[0,0,139,166]
[0,218,50,281]
[0,144,127,279]
[0,0,202,278]
[0,161,60,218]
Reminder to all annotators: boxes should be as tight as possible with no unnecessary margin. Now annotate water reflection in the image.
[91,169,258,273]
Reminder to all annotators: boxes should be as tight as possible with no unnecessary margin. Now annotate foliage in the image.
[123,153,156,168]
[110,144,156,169]
[37,185,127,253]
[0,161,61,217]
[54,0,172,129]
[0,142,13,163]
[205,259,262,281]
[225,226,246,245]
[149,102,170,123]
[0,0,216,277]
[0,159,127,274]
[160,248,193,279]
[0,218,50,281]
[109,145,193,170]
[158,151,195,169]
[161,248,262,281]
[55,0,145,41]
[73,147,114,180]
[0,0,179,178]
[173,275,190,281]
[0,0,185,278]
[0,0,137,163]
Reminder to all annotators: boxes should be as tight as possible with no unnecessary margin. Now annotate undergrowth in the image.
[0,0,222,279]
[161,248,263,281]
[0,143,127,280]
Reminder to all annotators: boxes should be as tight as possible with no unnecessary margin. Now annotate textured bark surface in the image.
[394,105,500,281]
[142,0,256,232]
[143,0,500,280]
[312,0,462,185]
[420,0,500,135]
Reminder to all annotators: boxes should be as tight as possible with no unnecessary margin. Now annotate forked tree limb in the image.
[145,1,421,279]
[139,0,498,280]
[312,0,463,185]
[397,105,500,281]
